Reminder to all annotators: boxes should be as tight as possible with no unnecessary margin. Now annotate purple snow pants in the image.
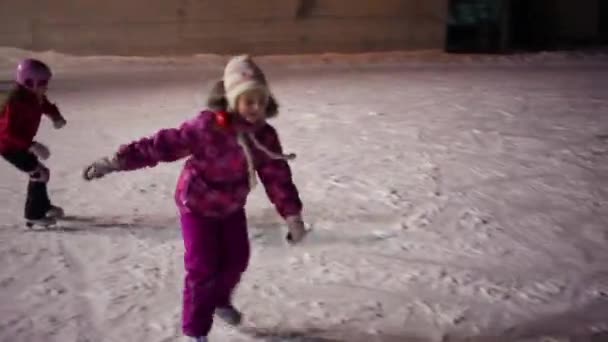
[180,209,250,337]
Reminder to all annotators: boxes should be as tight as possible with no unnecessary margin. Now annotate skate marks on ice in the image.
[246,206,405,249]
[244,204,608,341]
[229,325,342,342]
[20,215,130,232]
[0,231,108,341]
[273,254,608,342]
[238,328,430,342]
[55,239,106,341]
[228,306,608,342]
[489,296,608,342]
[224,319,435,342]
[228,296,608,342]
[21,215,181,242]
[1,217,183,342]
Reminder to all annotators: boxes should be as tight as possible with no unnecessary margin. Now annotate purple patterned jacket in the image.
[115,110,303,219]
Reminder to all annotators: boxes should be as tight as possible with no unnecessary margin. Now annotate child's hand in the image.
[286,215,308,245]
[53,117,67,129]
[29,141,50,160]
[83,157,119,181]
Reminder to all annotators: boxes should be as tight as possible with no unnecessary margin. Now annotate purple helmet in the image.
[15,58,52,90]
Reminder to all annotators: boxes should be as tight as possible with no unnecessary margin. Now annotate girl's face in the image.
[33,85,47,100]
[236,89,269,124]
[26,79,49,101]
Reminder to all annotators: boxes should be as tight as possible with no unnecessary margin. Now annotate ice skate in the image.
[215,304,242,326]
[45,205,65,219]
[25,216,56,228]
[188,337,208,342]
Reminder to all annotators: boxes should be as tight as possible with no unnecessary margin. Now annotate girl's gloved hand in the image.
[53,117,67,129]
[83,156,119,181]
[29,141,50,160]
[285,215,308,245]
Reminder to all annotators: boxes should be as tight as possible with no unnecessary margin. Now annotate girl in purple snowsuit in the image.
[82,55,308,342]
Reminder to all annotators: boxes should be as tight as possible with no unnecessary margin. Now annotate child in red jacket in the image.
[0,59,67,226]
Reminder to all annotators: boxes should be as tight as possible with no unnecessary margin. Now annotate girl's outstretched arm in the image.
[83,113,206,180]
[116,115,204,170]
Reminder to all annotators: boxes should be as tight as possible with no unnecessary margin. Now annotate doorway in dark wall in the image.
[445,0,564,53]
[601,0,608,43]
[445,0,506,53]
[509,0,557,51]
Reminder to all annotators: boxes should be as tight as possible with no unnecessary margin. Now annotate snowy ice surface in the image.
[1,48,608,342]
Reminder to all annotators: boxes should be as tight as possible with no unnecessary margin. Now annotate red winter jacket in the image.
[0,90,64,154]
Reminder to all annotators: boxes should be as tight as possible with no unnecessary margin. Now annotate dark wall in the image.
[447,0,602,53]
[600,0,608,43]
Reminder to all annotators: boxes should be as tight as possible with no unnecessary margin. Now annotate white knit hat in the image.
[222,57,296,190]
[223,55,269,111]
